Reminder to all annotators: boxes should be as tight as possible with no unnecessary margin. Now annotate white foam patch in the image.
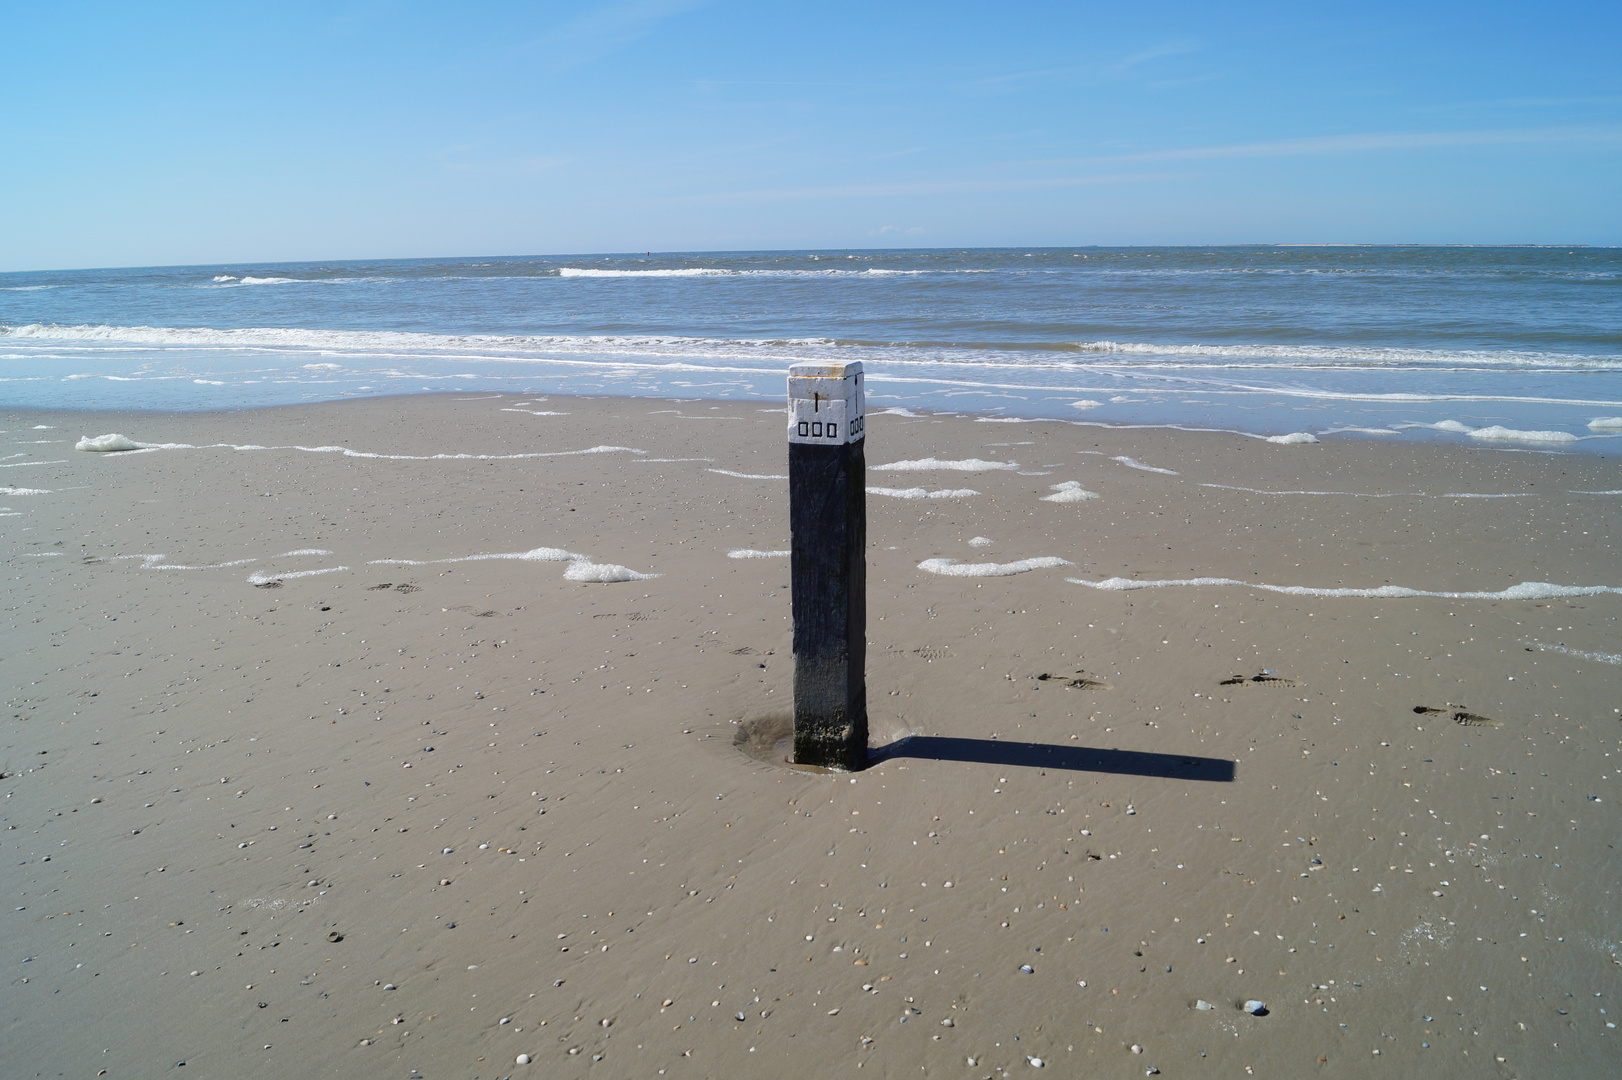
[1570,489,1622,495]
[120,554,258,571]
[1588,417,1622,430]
[1429,420,1477,433]
[501,408,569,416]
[710,469,788,480]
[1070,400,1104,410]
[19,551,61,555]
[247,566,349,584]
[1527,641,1622,665]
[1265,432,1320,445]
[635,458,714,463]
[918,556,1073,577]
[1040,481,1101,503]
[303,362,341,370]
[0,460,66,468]
[729,549,790,559]
[1112,456,1178,475]
[867,486,980,499]
[32,426,54,430]
[874,407,923,417]
[563,561,658,583]
[1467,426,1579,444]
[1064,576,1620,600]
[968,536,994,547]
[276,549,333,557]
[369,546,657,584]
[369,547,583,566]
[1441,492,1534,499]
[0,487,52,495]
[871,458,1019,472]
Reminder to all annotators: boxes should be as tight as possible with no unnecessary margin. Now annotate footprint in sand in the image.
[1036,671,1112,690]
[1219,671,1300,687]
[1414,705,1503,727]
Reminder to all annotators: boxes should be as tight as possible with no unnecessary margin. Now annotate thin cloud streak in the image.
[1106,124,1622,163]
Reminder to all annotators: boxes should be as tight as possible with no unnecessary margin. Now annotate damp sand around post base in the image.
[2,393,1618,1078]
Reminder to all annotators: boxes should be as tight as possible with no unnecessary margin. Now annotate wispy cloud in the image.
[1109,39,1201,73]
[1103,124,1622,163]
[650,171,1185,206]
[523,0,712,73]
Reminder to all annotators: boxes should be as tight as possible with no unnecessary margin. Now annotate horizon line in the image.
[1,242,1609,276]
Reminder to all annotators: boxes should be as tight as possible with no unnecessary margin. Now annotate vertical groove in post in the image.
[788,362,867,771]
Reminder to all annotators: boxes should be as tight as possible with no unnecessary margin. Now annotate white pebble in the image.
[1028,1057,1045,1068]
[1195,999,1214,1010]
[1244,999,1267,1015]
[516,1053,531,1064]
[1131,1044,1142,1053]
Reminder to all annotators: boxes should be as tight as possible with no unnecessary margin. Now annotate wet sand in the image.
[2,393,1618,1079]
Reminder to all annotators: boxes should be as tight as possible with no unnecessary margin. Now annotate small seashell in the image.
[1195,999,1215,1010]
[516,1053,531,1065]
[736,1012,746,1021]
[1243,999,1268,1015]
[662,999,673,1008]
[941,1018,954,1027]
[1019,964,1034,974]
[1131,1044,1143,1053]
[1028,1056,1045,1068]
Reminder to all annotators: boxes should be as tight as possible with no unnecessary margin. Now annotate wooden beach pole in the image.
[788,361,868,771]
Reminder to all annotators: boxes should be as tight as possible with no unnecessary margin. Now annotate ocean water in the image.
[3,247,1620,450]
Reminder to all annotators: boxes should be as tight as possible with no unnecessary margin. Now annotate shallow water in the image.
[4,246,1619,449]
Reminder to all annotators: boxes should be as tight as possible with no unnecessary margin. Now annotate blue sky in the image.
[3,1,1619,270]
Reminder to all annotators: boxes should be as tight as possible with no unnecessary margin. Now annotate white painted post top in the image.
[788,361,865,445]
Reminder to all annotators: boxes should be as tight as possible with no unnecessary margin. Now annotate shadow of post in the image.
[871,736,1236,782]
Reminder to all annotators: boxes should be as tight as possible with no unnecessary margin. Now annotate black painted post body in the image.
[788,361,867,771]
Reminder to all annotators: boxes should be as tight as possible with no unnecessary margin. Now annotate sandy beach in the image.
[3,392,1618,1079]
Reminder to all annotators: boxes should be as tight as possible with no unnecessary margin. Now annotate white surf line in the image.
[367,546,657,583]
[500,408,570,416]
[868,487,980,499]
[634,458,714,463]
[1040,482,1100,503]
[17,552,63,556]
[1064,575,1621,600]
[247,566,349,584]
[0,460,66,468]
[709,469,788,480]
[729,549,790,559]
[117,553,260,571]
[276,548,333,557]
[0,486,52,495]
[871,458,1020,472]
[1526,641,1622,665]
[1440,492,1536,499]
[75,436,646,461]
[1202,483,1408,497]
[1111,456,1178,475]
[919,556,1073,578]
[1569,489,1622,495]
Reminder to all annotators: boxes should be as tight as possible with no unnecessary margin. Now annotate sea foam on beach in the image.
[919,556,1072,577]
[75,433,143,452]
[1065,575,1620,599]
[871,458,1019,472]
